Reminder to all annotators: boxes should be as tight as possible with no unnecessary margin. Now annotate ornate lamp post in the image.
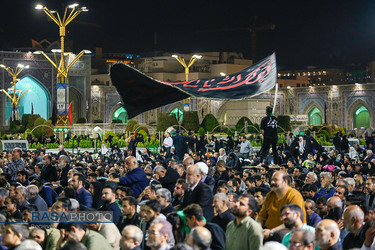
[0,64,30,121]
[171,54,202,111]
[35,3,90,127]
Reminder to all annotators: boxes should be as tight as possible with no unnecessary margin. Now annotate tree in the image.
[22,114,31,128]
[157,112,178,132]
[26,114,41,129]
[125,120,139,132]
[43,120,54,137]
[201,114,220,132]
[32,117,53,138]
[182,111,199,132]
[136,126,149,134]
[277,115,291,132]
[235,117,253,132]
[9,121,17,134]
[198,127,206,136]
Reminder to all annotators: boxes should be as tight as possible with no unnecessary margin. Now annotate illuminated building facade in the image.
[0,51,91,127]
[91,52,375,131]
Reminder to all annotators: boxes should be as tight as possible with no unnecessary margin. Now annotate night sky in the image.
[1,0,375,68]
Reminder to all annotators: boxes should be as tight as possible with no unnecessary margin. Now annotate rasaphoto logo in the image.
[31,211,113,223]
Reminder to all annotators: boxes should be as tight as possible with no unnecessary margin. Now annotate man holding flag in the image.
[260,106,279,165]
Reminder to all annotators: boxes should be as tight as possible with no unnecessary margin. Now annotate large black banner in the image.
[110,53,277,118]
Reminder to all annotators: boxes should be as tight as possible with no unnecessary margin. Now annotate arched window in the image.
[353,106,370,128]
[170,108,183,121]
[309,107,322,125]
[113,107,128,123]
[6,76,50,120]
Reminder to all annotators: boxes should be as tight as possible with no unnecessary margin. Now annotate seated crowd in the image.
[0,131,374,250]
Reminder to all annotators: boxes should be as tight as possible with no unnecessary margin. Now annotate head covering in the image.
[177,210,206,234]
[266,106,274,116]
[196,162,209,175]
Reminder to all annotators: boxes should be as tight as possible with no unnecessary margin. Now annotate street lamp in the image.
[172,54,202,111]
[172,54,202,81]
[35,3,89,127]
[0,64,30,121]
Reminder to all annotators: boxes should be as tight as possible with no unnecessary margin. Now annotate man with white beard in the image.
[315,219,342,250]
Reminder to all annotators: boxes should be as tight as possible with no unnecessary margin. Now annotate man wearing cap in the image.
[260,106,279,165]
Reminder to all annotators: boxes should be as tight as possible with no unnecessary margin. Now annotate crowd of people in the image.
[0,108,375,249]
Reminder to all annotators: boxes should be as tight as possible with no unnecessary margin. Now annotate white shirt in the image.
[101,144,109,155]
[163,137,173,147]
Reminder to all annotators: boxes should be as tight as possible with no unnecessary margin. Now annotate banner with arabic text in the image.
[110,53,277,118]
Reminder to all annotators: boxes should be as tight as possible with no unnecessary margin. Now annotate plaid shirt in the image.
[6,158,25,180]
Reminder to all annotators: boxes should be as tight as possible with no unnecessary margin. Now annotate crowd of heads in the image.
[0,130,373,249]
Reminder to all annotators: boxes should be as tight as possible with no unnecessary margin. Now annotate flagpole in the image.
[272,83,279,114]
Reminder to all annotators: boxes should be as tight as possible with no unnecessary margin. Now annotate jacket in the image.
[119,166,148,198]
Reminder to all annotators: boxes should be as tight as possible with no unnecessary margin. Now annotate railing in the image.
[70,123,127,135]
[238,125,261,134]
[209,125,235,134]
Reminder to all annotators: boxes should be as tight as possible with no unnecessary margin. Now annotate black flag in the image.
[110,53,277,118]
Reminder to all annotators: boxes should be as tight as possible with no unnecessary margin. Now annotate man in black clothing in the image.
[82,151,93,163]
[171,179,187,209]
[186,132,196,152]
[30,151,41,167]
[172,130,187,161]
[156,188,176,216]
[4,196,23,220]
[181,164,214,222]
[343,205,369,250]
[366,177,375,210]
[153,166,180,194]
[333,132,342,153]
[41,155,58,182]
[226,152,240,171]
[118,196,140,232]
[183,203,226,250]
[57,145,68,158]
[260,106,279,165]
[212,193,235,231]
[128,134,137,157]
[99,185,122,225]
[58,155,72,187]
[16,170,29,187]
